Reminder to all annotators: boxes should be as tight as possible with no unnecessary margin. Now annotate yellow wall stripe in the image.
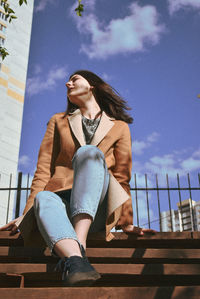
[0,20,7,27]
[1,64,10,74]
[0,32,5,39]
[7,89,24,103]
[0,77,8,88]
[9,76,25,90]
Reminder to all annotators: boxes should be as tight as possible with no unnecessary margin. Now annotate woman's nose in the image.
[66,81,72,88]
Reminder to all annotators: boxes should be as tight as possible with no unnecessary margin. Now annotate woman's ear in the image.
[90,85,94,90]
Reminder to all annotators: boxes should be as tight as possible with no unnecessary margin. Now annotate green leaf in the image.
[75,0,84,17]
[19,0,27,5]
[8,8,15,14]
[4,5,9,13]
[0,47,9,60]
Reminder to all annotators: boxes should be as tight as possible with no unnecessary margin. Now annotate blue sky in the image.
[18,0,200,227]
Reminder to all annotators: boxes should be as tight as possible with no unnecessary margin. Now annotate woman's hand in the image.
[121,224,157,235]
[0,215,24,235]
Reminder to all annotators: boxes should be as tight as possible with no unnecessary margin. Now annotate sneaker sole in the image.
[64,271,101,287]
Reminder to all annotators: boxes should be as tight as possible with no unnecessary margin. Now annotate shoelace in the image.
[55,258,70,280]
[54,245,89,281]
[80,245,89,262]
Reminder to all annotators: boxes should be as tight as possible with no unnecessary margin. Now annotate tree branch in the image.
[0,0,84,60]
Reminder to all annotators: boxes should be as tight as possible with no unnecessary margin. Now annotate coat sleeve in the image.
[23,115,60,215]
[112,122,133,228]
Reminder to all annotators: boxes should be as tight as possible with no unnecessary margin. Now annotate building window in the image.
[0,11,7,21]
[0,1,6,8]
[0,36,5,46]
[0,23,6,33]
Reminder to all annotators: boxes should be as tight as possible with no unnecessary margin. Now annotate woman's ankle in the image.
[53,238,82,258]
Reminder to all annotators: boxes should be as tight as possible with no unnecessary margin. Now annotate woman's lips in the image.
[67,88,74,93]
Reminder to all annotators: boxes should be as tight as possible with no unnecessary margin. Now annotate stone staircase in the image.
[0,231,200,298]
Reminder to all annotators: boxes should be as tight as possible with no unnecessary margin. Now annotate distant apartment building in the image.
[161,198,200,232]
[0,0,34,225]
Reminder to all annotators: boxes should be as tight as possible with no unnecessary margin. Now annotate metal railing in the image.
[132,173,200,231]
[1,172,200,232]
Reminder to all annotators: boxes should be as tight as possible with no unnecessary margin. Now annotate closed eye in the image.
[70,75,80,82]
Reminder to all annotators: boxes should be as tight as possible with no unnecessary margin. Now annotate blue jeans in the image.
[34,145,109,252]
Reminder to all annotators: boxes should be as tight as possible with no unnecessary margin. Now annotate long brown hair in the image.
[65,70,133,124]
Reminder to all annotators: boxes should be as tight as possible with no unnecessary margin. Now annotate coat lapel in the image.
[90,111,114,146]
[68,109,114,147]
[68,109,86,146]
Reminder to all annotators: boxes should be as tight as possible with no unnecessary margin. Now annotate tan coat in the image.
[20,109,133,246]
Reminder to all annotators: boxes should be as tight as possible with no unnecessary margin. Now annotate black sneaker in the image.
[80,245,98,273]
[80,245,89,262]
[55,255,101,286]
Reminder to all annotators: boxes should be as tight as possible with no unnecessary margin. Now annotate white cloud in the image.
[192,148,200,158]
[27,65,67,96]
[18,155,31,167]
[147,132,160,143]
[132,132,200,180]
[133,140,147,155]
[144,150,200,178]
[34,0,56,12]
[82,0,96,11]
[101,72,112,82]
[33,64,42,75]
[145,161,183,179]
[133,131,160,155]
[181,157,200,171]
[168,0,200,14]
[150,155,175,167]
[72,3,165,59]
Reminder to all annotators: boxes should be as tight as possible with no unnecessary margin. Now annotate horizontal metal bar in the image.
[0,188,29,191]
[1,187,200,191]
[131,187,200,191]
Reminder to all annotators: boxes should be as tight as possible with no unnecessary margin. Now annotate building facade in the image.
[161,198,200,232]
[0,0,34,225]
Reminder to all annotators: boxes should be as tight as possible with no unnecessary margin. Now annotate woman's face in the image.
[66,74,93,102]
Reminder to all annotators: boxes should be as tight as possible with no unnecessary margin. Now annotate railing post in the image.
[187,173,195,231]
[6,174,12,224]
[166,174,173,232]
[145,174,151,229]
[156,174,162,232]
[134,173,139,227]
[15,172,22,218]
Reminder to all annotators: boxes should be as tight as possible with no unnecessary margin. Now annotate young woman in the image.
[0,70,154,286]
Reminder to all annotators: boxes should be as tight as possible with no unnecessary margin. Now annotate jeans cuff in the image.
[71,209,95,220]
[50,236,80,255]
